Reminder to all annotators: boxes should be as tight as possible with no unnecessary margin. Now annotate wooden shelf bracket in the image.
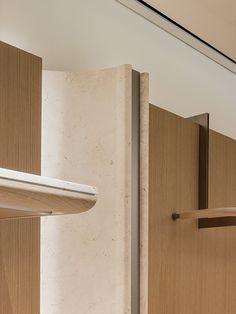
[172,113,236,228]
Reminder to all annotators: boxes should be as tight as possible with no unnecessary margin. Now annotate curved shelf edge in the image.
[172,207,236,220]
[0,168,97,220]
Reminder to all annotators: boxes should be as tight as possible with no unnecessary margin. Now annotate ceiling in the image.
[142,0,236,62]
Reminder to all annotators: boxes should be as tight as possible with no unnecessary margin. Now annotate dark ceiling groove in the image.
[137,0,236,64]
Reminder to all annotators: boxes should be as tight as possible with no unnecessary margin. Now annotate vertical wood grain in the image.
[148,105,199,314]
[0,41,41,314]
[207,130,236,313]
[147,105,236,313]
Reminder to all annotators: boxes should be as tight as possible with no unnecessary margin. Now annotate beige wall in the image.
[0,0,236,139]
[0,0,236,313]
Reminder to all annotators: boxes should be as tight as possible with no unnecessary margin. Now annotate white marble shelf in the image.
[0,168,97,219]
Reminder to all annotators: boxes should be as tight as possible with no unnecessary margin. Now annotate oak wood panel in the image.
[207,130,236,313]
[148,105,236,314]
[0,41,41,314]
[148,105,199,314]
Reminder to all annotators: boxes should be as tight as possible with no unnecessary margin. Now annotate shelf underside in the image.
[0,168,97,219]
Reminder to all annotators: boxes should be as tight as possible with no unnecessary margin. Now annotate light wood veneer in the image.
[146,105,236,314]
[0,41,41,314]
